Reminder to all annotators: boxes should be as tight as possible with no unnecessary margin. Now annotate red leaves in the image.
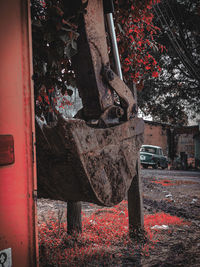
[48,88,54,93]
[44,95,50,104]
[38,200,189,266]
[135,72,140,79]
[123,66,130,73]
[152,71,159,78]
[151,179,198,186]
[151,179,175,186]
[116,0,163,86]
[145,212,188,227]
[145,65,151,70]
[38,95,43,103]
[129,35,134,43]
[40,0,46,8]
[124,58,131,65]
[152,59,157,65]
[133,26,140,34]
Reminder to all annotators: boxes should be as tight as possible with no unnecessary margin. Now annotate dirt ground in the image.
[141,169,200,267]
[37,169,200,266]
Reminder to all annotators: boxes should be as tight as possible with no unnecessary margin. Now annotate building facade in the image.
[144,120,200,168]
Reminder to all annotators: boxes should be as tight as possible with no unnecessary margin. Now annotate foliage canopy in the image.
[138,0,200,124]
[31,0,199,125]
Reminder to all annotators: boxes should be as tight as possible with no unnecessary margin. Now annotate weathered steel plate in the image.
[37,117,144,206]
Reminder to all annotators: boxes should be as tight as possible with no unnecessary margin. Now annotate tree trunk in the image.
[67,201,82,235]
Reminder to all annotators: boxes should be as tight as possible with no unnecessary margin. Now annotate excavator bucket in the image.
[37,116,144,206]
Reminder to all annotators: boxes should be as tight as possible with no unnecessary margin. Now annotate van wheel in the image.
[162,163,168,170]
[142,165,148,169]
[153,163,158,169]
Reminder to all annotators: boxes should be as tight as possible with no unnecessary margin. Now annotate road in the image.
[141,168,200,181]
[141,168,200,223]
[140,168,200,267]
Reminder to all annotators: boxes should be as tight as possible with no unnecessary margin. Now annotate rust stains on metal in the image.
[72,0,136,122]
[101,65,136,120]
[37,116,144,206]
[72,0,114,119]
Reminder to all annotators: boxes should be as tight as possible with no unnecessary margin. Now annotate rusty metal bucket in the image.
[36,116,144,206]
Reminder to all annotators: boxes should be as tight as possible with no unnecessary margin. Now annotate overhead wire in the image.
[154,5,194,79]
[165,0,198,69]
[155,3,199,80]
[153,2,200,82]
[165,0,191,49]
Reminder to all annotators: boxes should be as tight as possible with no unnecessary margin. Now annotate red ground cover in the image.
[151,179,175,186]
[39,200,188,266]
[151,179,197,186]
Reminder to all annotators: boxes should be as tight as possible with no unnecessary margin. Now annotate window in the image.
[141,147,157,154]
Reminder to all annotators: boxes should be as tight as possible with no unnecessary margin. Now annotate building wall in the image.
[194,135,200,160]
[176,133,195,158]
[194,135,200,167]
[144,121,200,170]
[174,127,199,167]
[143,122,168,156]
[143,121,200,168]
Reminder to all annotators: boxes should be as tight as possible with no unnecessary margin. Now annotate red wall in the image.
[0,0,38,266]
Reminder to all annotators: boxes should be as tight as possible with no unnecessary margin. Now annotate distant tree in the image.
[137,0,200,125]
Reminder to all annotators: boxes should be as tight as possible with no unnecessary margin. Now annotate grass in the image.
[39,200,189,266]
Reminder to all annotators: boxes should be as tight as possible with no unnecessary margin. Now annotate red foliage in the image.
[115,0,165,87]
[39,200,189,266]
[151,179,175,186]
[145,212,187,228]
[151,179,198,186]
[36,86,73,119]
[152,71,159,77]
